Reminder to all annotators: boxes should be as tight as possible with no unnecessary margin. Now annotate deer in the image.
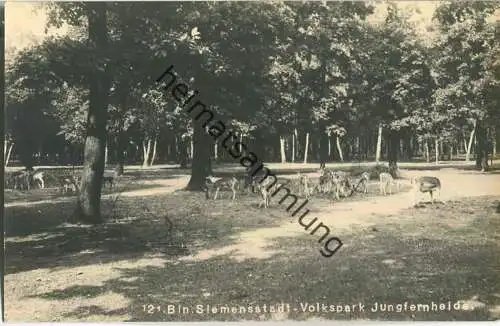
[411,176,441,205]
[204,175,239,200]
[379,172,399,196]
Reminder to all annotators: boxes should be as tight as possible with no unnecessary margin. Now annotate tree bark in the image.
[190,138,194,160]
[466,120,477,161]
[387,130,399,172]
[303,132,309,164]
[142,138,152,167]
[435,138,439,165]
[76,2,110,224]
[328,136,331,157]
[475,120,489,171]
[375,123,382,163]
[492,126,497,158]
[336,136,344,162]
[186,119,211,190]
[214,142,218,160]
[425,139,430,162]
[279,136,286,163]
[104,142,108,167]
[150,137,157,166]
[5,142,14,167]
[291,131,295,163]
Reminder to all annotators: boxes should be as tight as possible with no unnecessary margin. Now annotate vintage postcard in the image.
[3,0,499,322]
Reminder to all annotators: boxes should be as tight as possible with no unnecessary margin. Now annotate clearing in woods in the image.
[3,166,500,321]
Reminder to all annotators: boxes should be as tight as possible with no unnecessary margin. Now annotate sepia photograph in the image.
[3,0,500,322]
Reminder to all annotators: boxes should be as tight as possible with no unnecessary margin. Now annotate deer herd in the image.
[6,165,442,208]
[204,167,442,208]
[5,169,117,194]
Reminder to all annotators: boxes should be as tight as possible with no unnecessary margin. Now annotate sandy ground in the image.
[3,168,500,321]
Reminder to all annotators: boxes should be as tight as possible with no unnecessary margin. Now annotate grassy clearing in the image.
[3,170,500,321]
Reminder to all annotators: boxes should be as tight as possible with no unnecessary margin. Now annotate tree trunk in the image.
[150,137,157,166]
[492,126,497,158]
[336,136,344,162]
[114,134,125,176]
[104,142,108,167]
[475,120,489,171]
[279,136,286,163]
[142,138,152,167]
[375,123,382,163]
[186,118,211,190]
[328,136,331,157]
[425,139,430,162]
[387,130,399,172]
[292,131,296,163]
[466,120,477,161]
[435,138,439,165]
[5,142,14,167]
[463,137,468,154]
[190,138,194,160]
[303,132,309,164]
[214,142,218,160]
[239,133,243,153]
[76,2,110,224]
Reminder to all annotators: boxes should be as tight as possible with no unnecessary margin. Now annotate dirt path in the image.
[181,169,500,262]
[4,169,499,322]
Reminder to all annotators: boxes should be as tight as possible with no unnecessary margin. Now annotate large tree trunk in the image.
[303,132,310,164]
[150,137,158,166]
[375,123,382,163]
[466,120,477,161]
[142,138,152,167]
[114,134,125,176]
[186,119,211,190]
[475,120,489,171]
[336,136,344,162]
[279,136,286,163]
[76,2,110,224]
[387,130,399,173]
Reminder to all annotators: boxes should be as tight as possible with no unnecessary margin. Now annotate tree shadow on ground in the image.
[22,196,500,321]
[4,191,286,274]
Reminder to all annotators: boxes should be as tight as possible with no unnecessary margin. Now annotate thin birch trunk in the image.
[303,132,309,164]
[214,142,218,160]
[425,139,430,163]
[142,138,152,167]
[328,136,331,157]
[435,138,439,165]
[280,136,286,163]
[104,143,108,167]
[292,132,295,163]
[336,136,344,162]
[466,120,477,161]
[190,138,194,160]
[5,142,14,167]
[375,124,382,163]
[150,138,157,166]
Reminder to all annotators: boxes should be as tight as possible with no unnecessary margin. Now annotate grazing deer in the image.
[379,172,399,196]
[59,175,79,194]
[12,171,31,191]
[297,173,313,199]
[205,176,239,200]
[354,171,370,194]
[32,170,45,189]
[254,176,289,209]
[411,176,441,204]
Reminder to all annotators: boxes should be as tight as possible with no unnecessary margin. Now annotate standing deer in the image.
[411,176,441,205]
[379,172,399,195]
